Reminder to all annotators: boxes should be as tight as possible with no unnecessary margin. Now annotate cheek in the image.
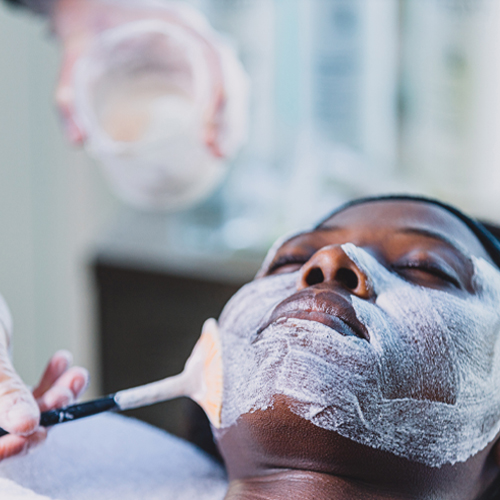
[218,274,298,340]
[352,279,500,405]
[356,287,460,404]
[217,274,298,427]
[342,244,486,404]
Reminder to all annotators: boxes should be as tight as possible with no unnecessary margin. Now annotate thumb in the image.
[55,46,87,146]
[0,329,39,436]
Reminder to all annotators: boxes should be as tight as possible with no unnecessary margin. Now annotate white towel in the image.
[0,413,227,500]
[0,479,52,499]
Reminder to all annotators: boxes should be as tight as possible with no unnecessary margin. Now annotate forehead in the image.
[304,201,491,261]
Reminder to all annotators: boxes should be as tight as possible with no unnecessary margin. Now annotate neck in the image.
[216,398,499,500]
[223,468,500,500]
[224,470,403,500]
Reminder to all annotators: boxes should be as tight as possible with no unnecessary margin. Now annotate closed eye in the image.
[392,261,461,288]
[266,255,309,275]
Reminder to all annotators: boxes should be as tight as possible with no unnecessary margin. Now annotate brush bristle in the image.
[193,318,223,428]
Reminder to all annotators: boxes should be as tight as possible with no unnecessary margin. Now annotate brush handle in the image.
[0,396,118,437]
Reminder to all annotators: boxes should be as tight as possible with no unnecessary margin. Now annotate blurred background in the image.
[0,0,499,445]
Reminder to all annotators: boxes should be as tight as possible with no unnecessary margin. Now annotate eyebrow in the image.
[283,225,469,258]
[311,224,468,255]
[397,227,468,256]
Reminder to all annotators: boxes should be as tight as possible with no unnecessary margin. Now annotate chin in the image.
[214,393,495,499]
[217,395,410,478]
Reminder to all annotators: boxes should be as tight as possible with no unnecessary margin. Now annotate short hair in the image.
[316,195,500,269]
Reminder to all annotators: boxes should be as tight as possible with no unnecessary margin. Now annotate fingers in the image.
[33,350,89,413]
[0,350,89,462]
[203,119,225,159]
[36,367,89,413]
[53,0,231,151]
[203,85,225,158]
[51,0,93,145]
[32,350,72,400]
[34,350,89,412]
[0,334,39,437]
[57,98,87,146]
[0,429,47,461]
[0,388,39,438]
[55,52,87,146]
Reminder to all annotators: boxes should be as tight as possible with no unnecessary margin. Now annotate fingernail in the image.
[72,379,84,395]
[55,351,72,373]
[56,350,73,366]
[67,122,85,145]
[72,369,89,396]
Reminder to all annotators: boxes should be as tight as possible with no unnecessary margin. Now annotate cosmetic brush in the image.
[0,318,222,437]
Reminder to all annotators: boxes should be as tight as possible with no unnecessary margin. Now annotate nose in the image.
[297,245,372,299]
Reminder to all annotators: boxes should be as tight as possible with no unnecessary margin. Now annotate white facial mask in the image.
[218,243,500,467]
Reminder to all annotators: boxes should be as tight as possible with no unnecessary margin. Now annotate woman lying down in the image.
[2,194,500,500]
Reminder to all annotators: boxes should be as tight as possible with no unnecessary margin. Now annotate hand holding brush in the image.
[0,318,223,437]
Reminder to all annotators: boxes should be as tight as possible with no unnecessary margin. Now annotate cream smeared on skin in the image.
[255,230,306,279]
[218,244,500,467]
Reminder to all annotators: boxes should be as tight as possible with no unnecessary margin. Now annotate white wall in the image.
[1,1,498,399]
[0,5,118,396]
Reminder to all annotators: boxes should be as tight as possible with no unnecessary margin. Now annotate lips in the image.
[257,288,370,341]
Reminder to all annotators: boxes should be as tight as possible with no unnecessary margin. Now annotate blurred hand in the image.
[51,0,227,156]
[0,329,88,460]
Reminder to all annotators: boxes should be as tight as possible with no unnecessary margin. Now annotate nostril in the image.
[305,267,324,286]
[335,268,359,290]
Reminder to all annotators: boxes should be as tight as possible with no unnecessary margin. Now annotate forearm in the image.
[3,0,54,15]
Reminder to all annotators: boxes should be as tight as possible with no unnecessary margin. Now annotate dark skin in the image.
[215,200,500,500]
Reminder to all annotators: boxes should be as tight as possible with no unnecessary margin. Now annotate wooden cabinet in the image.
[92,220,262,457]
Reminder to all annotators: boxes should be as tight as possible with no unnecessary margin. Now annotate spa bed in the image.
[0,413,227,499]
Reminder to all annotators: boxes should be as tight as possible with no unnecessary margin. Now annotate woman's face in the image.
[216,200,500,470]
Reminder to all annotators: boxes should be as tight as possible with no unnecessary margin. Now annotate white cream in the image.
[218,243,500,467]
[97,75,195,144]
